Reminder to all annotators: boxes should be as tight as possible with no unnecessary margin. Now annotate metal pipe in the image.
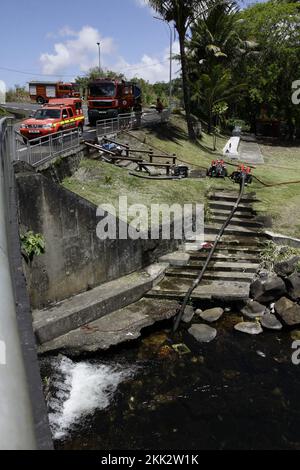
[97,42,101,73]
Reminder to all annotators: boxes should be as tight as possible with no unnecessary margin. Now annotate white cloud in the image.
[134,0,148,7]
[40,25,180,83]
[113,41,180,83]
[40,26,115,75]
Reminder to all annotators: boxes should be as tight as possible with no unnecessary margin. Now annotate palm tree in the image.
[148,0,217,141]
[192,65,246,134]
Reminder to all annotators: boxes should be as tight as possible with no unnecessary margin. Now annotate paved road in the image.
[239,140,264,165]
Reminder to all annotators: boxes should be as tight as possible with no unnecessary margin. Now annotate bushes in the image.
[227,118,251,133]
[6,85,30,103]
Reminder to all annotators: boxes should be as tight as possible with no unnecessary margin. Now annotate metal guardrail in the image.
[0,117,52,449]
[96,109,171,138]
[15,128,80,168]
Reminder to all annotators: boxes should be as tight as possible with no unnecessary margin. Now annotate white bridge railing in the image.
[96,109,170,138]
[15,128,80,168]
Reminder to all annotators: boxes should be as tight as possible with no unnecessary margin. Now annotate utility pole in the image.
[153,16,173,109]
[97,42,101,75]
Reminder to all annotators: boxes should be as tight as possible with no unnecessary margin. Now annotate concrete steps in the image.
[166,269,254,283]
[38,298,180,355]
[210,192,258,204]
[205,223,263,237]
[211,217,263,229]
[33,263,168,345]
[210,209,256,219]
[209,201,254,213]
[182,260,260,273]
[189,252,260,262]
[145,190,265,303]
[146,278,250,301]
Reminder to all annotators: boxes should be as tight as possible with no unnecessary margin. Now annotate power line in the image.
[0,57,179,79]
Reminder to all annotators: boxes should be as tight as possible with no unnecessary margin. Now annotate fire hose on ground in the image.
[173,174,247,333]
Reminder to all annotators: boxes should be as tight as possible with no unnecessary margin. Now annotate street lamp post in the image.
[97,42,101,74]
[154,16,173,109]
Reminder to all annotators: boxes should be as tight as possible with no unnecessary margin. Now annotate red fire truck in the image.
[87,79,142,126]
[20,98,85,141]
[29,81,81,104]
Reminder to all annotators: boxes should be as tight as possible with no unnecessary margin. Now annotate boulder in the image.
[275,297,294,316]
[234,322,263,335]
[188,324,217,343]
[182,305,195,324]
[274,256,300,277]
[241,300,266,319]
[260,313,282,331]
[286,273,300,301]
[275,297,300,327]
[250,275,287,304]
[199,307,224,323]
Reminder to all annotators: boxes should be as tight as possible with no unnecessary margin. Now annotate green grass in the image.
[63,115,233,218]
[0,107,8,117]
[63,114,300,238]
[251,143,300,237]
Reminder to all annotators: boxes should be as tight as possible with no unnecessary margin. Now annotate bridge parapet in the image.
[0,117,52,449]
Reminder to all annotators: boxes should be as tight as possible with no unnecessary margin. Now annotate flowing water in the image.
[40,314,300,450]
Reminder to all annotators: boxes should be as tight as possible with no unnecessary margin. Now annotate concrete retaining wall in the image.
[16,166,190,309]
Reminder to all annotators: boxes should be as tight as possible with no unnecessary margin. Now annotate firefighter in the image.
[156,98,164,114]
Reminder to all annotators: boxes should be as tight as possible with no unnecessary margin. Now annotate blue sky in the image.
[0,0,266,89]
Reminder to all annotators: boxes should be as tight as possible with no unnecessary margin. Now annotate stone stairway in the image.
[146,191,266,303]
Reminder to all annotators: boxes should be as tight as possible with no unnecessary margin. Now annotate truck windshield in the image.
[89,83,116,97]
[34,109,61,119]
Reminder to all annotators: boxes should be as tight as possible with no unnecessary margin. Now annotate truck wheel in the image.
[37,96,45,104]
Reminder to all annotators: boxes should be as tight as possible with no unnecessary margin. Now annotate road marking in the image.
[86,129,96,133]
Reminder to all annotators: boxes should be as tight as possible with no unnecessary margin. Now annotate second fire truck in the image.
[87,79,142,126]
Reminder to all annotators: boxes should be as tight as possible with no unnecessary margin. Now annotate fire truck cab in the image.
[20,98,85,141]
[88,79,142,126]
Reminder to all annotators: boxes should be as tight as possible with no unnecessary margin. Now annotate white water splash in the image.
[48,356,134,440]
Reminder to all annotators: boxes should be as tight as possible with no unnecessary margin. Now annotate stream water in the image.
[40,313,300,450]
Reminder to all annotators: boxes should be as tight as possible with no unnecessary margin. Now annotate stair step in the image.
[210,192,258,204]
[32,263,168,344]
[166,269,254,283]
[210,209,256,220]
[189,252,260,262]
[209,201,254,213]
[211,217,263,229]
[38,298,180,355]
[146,279,250,301]
[205,224,263,238]
[191,233,265,247]
[184,261,259,273]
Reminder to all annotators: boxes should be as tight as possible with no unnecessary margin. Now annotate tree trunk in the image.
[179,31,196,142]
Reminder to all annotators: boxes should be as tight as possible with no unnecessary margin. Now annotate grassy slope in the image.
[252,144,300,237]
[63,115,232,215]
[0,107,8,117]
[63,115,300,237]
